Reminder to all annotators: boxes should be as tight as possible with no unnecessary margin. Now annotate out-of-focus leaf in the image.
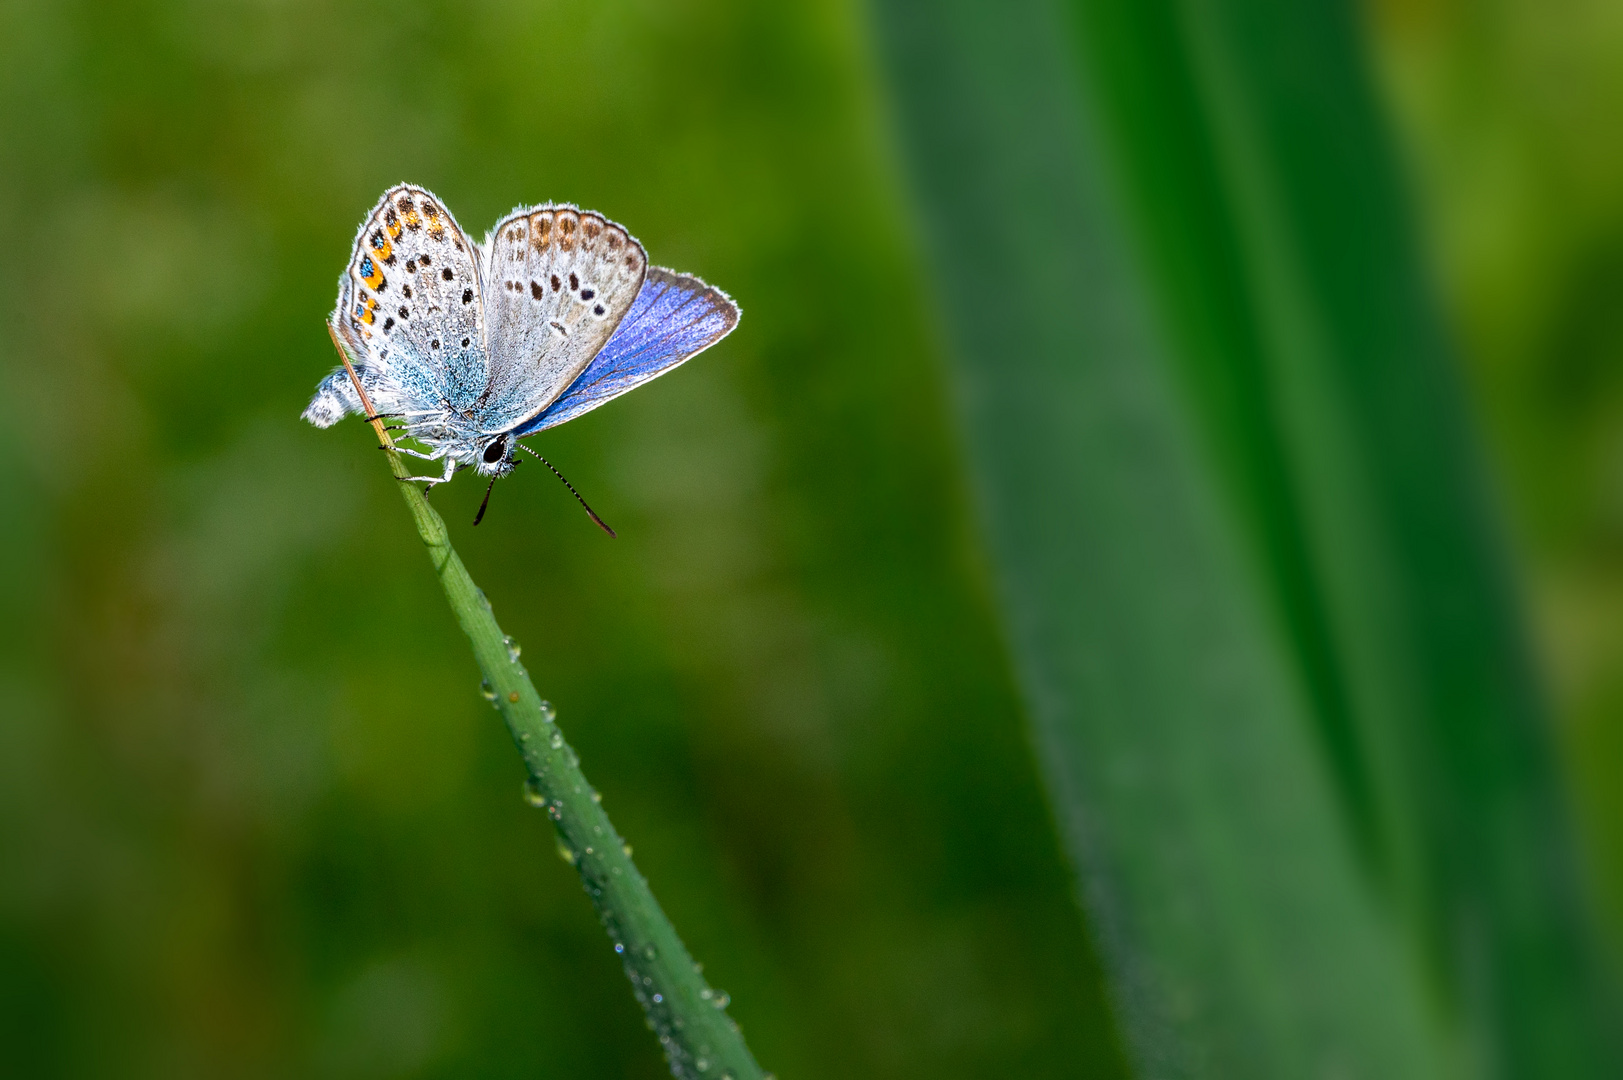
[870,0,1616,1075]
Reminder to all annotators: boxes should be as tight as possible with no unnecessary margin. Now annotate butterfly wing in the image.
[513,268,739,435]
[304,184,486,426]
[477,205,648,430]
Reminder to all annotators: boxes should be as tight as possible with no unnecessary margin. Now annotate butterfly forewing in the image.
[516,268,739,434]
[478,205,647,429]
[339,184,486,414]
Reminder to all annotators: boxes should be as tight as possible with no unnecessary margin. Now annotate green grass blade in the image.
[349,374,766,1080]
[1077,2,1620,1074]
[869,2,1445,1075]
[869,0,1610,1074]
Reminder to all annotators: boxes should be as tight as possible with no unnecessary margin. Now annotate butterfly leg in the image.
[397,455,460,490]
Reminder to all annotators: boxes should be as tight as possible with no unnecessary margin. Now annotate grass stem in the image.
[334,331,767,1080]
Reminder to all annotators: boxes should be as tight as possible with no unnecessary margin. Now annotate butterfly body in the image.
[304,184,739,487]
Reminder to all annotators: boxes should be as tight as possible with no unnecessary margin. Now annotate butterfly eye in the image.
[483,438,506,464]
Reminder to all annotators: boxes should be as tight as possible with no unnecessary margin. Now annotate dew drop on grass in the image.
[539,700,556,722]
[522,779,546,807]
[711,991,729,1009]
[503,635,522,662]
[643,944,657,961]
[479,679,497,701]
[615,943,625,954]
[550,731,564,749]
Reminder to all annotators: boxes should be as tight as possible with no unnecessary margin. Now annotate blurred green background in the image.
[0,1,1619,1077]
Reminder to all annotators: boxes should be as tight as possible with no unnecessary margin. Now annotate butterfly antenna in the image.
[516,443,617,538]
[473,476,497,526]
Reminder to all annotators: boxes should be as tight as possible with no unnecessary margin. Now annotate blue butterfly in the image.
[304,184,739,528]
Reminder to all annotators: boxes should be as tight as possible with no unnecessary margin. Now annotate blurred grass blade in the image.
[870,0,1615,1075]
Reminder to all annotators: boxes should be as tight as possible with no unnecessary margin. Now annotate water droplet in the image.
[711,991,729,1009]
[507,690,520,703]
[549,731,564,749]
[479,679,497,701]
[622,843,634,856]
[503,634,522,662]
[539,700,556,722]
[614,943,625,954]
[693,961,704,974]
[721,1072,736,1080]
[652,993,663,1003]
[522,779,546,806]
[555,837,577,865]
[591,790,602,803]
[642,944,657,961]
[695,1058,710,1072]
[583,846,594,855]
[699,988,712,1001]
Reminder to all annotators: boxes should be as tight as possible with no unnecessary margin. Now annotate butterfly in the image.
[304,183,740,528]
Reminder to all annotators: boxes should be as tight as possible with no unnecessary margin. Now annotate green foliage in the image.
[0,1,1118,1076]
[358,395,764,1078]
[0,0,1617,1077]
[871,0,1617,1075]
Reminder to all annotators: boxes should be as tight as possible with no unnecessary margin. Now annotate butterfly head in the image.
[474,433,517,478]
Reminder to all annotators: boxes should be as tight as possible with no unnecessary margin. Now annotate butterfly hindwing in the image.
[515,268,739,435]
[478,205,647,429]
[305,184,486,427]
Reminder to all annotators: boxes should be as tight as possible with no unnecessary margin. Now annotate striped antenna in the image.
[515,443,617,538]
